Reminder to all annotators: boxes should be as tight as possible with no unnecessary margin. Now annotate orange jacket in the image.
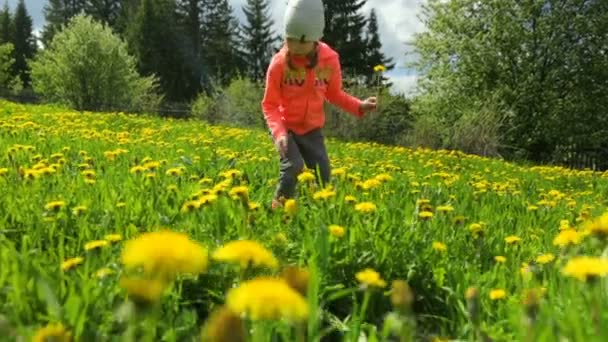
[261,42,363,140]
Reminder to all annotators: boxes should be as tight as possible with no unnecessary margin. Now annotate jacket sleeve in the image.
[325,55,364,117]
[261,57,287,140]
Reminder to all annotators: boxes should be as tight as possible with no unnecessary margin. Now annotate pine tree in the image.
[241,0,278,82]
[175,0,208,91]
[200,0,245,86]
[0,1,12,45]
[86,0,122,27]
[127,0,201,102]
[12,0,36,88]
[364,9,394,88]
[42,0,87,47]
[322,0,368,81]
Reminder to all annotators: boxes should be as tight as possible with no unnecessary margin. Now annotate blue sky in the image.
[14,0,424,95]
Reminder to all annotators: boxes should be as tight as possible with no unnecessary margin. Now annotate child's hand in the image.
[275,135,288,158]
[360,97,378,113]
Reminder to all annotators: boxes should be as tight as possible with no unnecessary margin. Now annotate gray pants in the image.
[273,128,331,199]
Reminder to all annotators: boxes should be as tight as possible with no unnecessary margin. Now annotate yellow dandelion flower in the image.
[284,199,297,215]
[419,211,433,220]
[331,167,347,178]
[229,186,249,199]
[121,230,208,279]
[61,257,84,271]
[562,256,608,282]
[32,322,72,342]
[166,167,184,176]
[248,201,261,211]
[95,267,114,279]
[583,213,608,239]
[373,64,386,72]
[129,165,146,174]
[81,170,96,179]
[355,202,377,214]
[84,240,109,251]
[282,266,310,296]
[116,202,126,208]
[536,253,555,264]
[468,223,484,237]
[199,194,218,205]
[0,167,9,177]
[553,229,583,248]
[45,200,65,212]
[212,240,278,269]
[297,171,316,183]
[437,205,454,213]
[494,256,506,263]
[143,161,160,171]
[71,205,87,216]
[313,188,336,201]
[181,200,201,213]
[489,289,506,300]
[356,268,386,288]
[329,225,345,238]
[226,277,308,321]
[527,205,539,211]
[505,235,522,244]
[344,195,357,204]
[199,177,213,185]
[432,241,447,252]
[453,215,466,225]
[119,277,168,305]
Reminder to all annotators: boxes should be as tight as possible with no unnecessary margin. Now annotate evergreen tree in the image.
[86,0,122,27]
[364,9,394,88]
[322,0,368,81]
[42,0,87,47]
[127,0,201,102]
[175,0,208,91]
[241,0,278,82]
[13,0,36,88]
[0,1,12,45]
[200,0,245,86]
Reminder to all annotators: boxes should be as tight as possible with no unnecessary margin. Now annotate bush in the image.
[30,14,163,112]
[191,76,264,128]
[0,43,23,96]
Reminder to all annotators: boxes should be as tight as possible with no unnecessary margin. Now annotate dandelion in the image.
[95,267,114,279]
[562,256,608,282]
[32,322,72,342]
[166,167,184,176]
[373,64,386,72]
[390,280,414,312]
[432,241,447,252]
[356,268,386,288]
[105,234,122,242]
[284,199,297,215]
[489,289,506,300]
[505,235,522,244]
[298,171,316,183]
[45,200,66,212]
[329,225,346,238]
[536,253,555,264]
[0,167,8,177]
[121,230,208,279]
[129,165,146,174]
[419,211,434,220]
[248,201,260,211]
[61,257,84,272]
[84,240,109,251]
[344,195,357,204]
[181,200,201,213]
[437,205,454,213]
[71,205,87,216]
[355,202,377,214]
[553,229,584,248]
[212,240,278,269]
[229,185,249,201]
[583,213,608,239]
[119,277,169,305]
[494,256,506,263]
[313,188,336,201]
[116,202,127,208]
[81,170,96,179]
[226,277,308,321]
[468,223,484,237]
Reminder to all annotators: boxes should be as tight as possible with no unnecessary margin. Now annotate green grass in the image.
[1,100,608,341]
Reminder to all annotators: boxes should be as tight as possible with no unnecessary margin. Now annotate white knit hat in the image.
[283,0,325,42]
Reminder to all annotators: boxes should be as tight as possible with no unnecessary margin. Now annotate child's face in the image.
[286,38,315,56]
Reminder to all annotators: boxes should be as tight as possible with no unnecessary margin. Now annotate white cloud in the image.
[387,71,419,97]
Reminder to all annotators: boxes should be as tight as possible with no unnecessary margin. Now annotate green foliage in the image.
[30,14,163,112]
[13,0,36,88]
[191,76,264,128]
[241,0,279,82]
[412,0,608,164]
[0,42,22,95]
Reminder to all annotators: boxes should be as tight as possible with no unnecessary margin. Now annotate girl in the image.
[262,0,377,209]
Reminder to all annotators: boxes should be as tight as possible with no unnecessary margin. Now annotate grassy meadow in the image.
[1,100,608,341]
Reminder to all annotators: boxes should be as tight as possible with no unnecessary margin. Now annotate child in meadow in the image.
[262,0,377,209]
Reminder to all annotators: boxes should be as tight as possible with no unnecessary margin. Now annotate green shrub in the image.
[30,14,163,113]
